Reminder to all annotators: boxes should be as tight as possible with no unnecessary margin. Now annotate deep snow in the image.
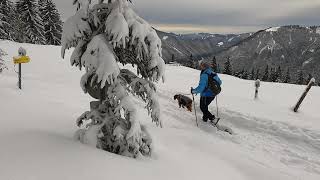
[0,40,319,180]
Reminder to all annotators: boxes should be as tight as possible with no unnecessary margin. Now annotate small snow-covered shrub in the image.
[0,48,8,73]
[61,0,165,158]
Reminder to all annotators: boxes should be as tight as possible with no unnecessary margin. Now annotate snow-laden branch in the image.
[62,0,165,82]
[81,34,120,88]
[119,69,162,127]
[0,49,8,73]
[105,5,129,48]
[61,9,92,58]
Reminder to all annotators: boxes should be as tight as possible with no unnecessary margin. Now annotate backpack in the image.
[206,73,221,95]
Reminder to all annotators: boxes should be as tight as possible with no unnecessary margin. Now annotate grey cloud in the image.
[262,6,320,26]
[53,0,320,33]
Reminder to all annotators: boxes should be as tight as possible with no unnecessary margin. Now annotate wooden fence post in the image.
[18,63,22,89]
[255,79,261,99]
[294,78,315,112]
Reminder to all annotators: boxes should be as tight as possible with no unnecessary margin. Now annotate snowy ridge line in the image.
[217,28,268,54]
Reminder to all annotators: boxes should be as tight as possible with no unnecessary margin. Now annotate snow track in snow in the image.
[216,109,320,175]
[158,88,320,176]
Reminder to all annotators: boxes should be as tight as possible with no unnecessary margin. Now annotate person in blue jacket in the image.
[191,59,222,122]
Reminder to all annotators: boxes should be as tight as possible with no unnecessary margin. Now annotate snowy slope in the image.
[0,40,319,180]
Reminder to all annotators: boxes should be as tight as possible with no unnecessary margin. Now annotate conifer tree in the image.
[38,0,62,45]
[269,67,278,82]
[250,68,255,80]
[238,69,244,78]
[0,0,16,40]
[284,68,291,83]
[0,12,5,37]
[0,48,7,73]
[262,65,269,81]
[255,68,260,80]
[296,71,305,85]
[16,0,45,44]
[306,73,313,84]
[216,63,220,73]
[61,0,165,158]
[241,69,249,79]
[171,54,175,63]
[233,70,240,78]
[268,67,273,82]
[212,56,217,72]
[223,57,232,75]
[275,66,282,82]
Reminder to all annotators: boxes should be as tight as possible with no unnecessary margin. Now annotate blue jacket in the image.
[192,67,222,97]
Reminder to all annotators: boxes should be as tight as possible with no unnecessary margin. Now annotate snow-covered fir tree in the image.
[269,67,277,82]
[0,48,8,73]
[16,0,45,44]
[268,66,282,82]
[0,12,5,37]
[38,0,62,45]
[241,69,249,79]
[255,68,260,80]
[296,70,305,85]
[275,66,282,82]
[233,70,241,78]
[212,56,217,72]
[0,5,9,39]
[249,68,255,80]
[223,57,232,75]
[262,65,269,81]
[0,0,16,40]
[283,68,291,83]
[306,73,313,84]
[61,0,165,158]
[216,63,221,73]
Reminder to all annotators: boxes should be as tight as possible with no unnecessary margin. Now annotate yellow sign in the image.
[13,56,30,64]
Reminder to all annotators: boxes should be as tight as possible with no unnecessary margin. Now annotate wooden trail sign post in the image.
[293,78,315,112]
[13,47,30,89]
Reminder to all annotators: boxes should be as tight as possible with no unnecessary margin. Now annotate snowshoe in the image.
[209,118,233,135]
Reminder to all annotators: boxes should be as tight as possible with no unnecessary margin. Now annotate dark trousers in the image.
[200,96,215,122]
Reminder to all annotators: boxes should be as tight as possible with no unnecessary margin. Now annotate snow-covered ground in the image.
[1,40,319,180]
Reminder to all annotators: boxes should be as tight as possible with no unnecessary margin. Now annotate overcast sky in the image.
[53,0,320,34]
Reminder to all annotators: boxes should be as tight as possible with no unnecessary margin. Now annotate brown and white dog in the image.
[174,94,193,112]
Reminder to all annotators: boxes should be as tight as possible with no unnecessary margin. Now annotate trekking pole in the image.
[191,89,198,127]
[214,95,221,126]
[180,93,192,96]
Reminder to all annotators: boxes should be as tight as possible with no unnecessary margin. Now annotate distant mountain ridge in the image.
[156,30,251,62]
[157,25,320,84]
[215,25,320,83]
